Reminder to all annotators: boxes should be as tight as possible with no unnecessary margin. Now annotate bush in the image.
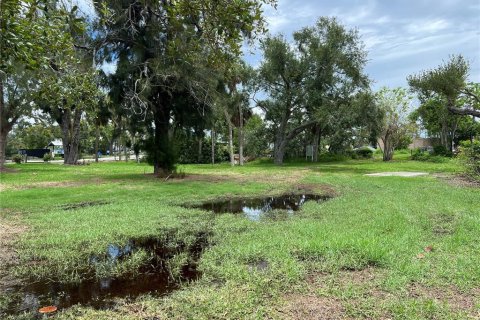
[433,145,452,157]
[354,147,373,159]
[411,149,448,163]
[458,140,480,180]
[43,153,54,162]
[12,154,23,164]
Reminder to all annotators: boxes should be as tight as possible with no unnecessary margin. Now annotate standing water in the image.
[189,193,330,220]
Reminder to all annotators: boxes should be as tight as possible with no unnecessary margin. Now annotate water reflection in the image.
[191,194,330,221]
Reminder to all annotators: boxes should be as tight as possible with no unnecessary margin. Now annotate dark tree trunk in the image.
[273,116,317,165]
[0,80,15,169]
[110,140,115,160]
[0,127,8,169]
[382,132,394,161]
[238,104,244,166]
[61,108,82,165]
[312,124,321,162]
[94,122,100,163]
[197,137,203,163]
[274,139,287,165]
[152,97,173,177]
[440,122,449,150]
[211,127,215,165]
[60,109,71,163]
[273,111,289,165]
[118,140,122,161]
[123,129,128,162]
[451,120,459,152]
[224,108,235,166]
[0,80,4,169]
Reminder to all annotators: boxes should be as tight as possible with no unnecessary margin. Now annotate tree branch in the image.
[285,120,317,141]
[461,88,480,104]
[447,105,480,117]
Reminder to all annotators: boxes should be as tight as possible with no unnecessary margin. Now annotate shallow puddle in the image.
[189,194,330,221]
[3,233,208,317]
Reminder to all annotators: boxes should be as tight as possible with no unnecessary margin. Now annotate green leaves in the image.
[408,55,469,102]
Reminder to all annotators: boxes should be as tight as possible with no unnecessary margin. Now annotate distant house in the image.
[376,137,439,152]
[47,139,64,158]
[408,138,440,151]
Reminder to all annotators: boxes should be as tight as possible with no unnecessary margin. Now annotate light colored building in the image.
[47,139,64,157]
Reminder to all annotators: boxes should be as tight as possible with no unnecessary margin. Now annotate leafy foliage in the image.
[11,153,22,164]
[376,87,415,161]
[408,55,480,117]
[458,140,480,180]
[96,0,275,174]
[257,17,375,164]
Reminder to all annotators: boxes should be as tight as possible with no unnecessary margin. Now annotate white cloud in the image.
[266,14,291,33]
[405,19,451,34]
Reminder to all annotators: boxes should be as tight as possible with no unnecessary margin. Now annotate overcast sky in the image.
[244,0,480,90]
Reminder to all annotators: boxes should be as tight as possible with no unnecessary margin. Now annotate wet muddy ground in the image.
[188,194,331,220]
[2,232,208,317]
[2,194,331,317]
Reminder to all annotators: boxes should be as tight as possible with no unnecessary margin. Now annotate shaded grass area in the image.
[0,158,479,319]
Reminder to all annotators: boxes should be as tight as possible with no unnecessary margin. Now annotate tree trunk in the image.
[440,122,449,150]
[0,80,16,169]
[273,111,289,165]
[152,98,173,177]
[0,80,5,169]
[0,128,8,169]
[62,108,82,164]
[227,122,234,166]
[60,110,70,162]
[197,136,203,163]
[111,141,115,160]
[223,108,235,166]
[274,139,287,165]
[109,139,114,160]
[118,140,122,161]
[211,127,215,165]
[382,134,393,161]
[238,104,244,166]
[122,123,128,162]
[95,122,99,163]
[450,119,459,152]
[312,124,321,162]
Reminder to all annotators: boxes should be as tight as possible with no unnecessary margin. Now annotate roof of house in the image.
[48,139,63,147]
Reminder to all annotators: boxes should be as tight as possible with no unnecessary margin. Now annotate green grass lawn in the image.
[0,157,479,319]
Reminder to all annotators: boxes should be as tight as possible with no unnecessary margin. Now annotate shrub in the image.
[433,145,452,157]
[12,154,23,164]
[43,153,54,162]
[411,149,448,163]
[458,140,480,180]
[354,147,373,159]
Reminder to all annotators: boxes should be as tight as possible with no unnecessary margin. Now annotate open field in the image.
[1,158,479,319]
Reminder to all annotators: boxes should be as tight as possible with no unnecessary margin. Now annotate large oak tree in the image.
[95,0,274,176]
